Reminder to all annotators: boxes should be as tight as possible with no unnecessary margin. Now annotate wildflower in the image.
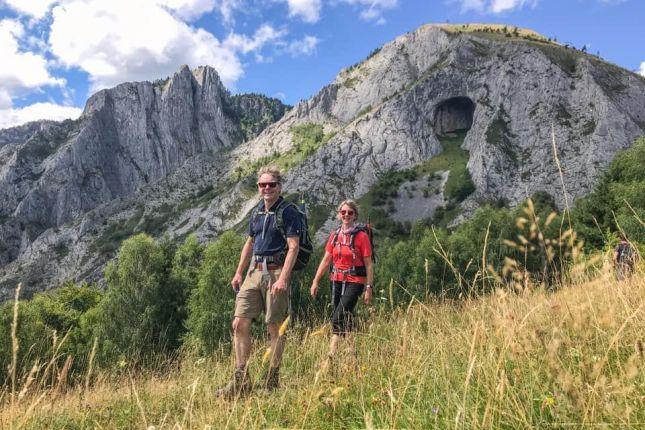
[540,395,556,411]
[432,406,439,414]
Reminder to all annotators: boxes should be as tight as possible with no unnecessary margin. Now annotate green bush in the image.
[0,282,102,382]
[372,193,570,302]
[572,137,645,249]
[184,231,245,354]
[91,234,183,365]
[170,235,205,328]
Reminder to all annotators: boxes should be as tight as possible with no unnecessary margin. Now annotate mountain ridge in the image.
[1,23,644,298]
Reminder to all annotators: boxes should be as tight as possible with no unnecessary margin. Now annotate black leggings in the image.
[330,281,364,335]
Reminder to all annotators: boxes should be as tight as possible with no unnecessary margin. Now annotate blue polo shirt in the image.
[249,197,301,257]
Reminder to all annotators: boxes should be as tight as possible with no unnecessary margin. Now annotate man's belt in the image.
[254,254,282,263]
[254,263,281,270]
[254,254,282,271]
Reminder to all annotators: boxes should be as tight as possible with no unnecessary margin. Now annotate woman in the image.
[310,200,374,363]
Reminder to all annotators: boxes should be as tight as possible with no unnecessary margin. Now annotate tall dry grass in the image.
[1,258,642,429]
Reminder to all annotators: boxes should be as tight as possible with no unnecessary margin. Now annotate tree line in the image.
[0,138,642,385]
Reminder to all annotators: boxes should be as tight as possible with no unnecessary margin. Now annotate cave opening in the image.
[434,97,475,136]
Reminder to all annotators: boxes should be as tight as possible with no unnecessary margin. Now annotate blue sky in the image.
[1,0,644,129]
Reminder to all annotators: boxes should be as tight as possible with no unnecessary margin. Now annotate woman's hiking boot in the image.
[216,367,251,400]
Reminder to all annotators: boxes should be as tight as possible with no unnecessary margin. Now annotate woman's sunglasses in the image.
[257,182,279,188]
[339,210,355,216]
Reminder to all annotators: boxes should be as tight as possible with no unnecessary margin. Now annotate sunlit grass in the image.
[2,262,643,429]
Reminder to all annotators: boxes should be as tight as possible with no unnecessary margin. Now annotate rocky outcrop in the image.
[1,24,644,298]
[229,94,291,142]
[271,26,645,211]
[0,65,286,276]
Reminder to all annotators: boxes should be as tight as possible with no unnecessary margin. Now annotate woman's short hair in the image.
[257,165,282,184]
[337,199,359,217]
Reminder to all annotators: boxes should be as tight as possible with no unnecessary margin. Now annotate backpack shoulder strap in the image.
[253,199,266,216]
[249,202,262,234]
[331,227,342,247]
[274,200,296,240]
[349,224,369,250]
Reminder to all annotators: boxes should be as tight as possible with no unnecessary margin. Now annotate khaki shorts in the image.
[234,266,290,324]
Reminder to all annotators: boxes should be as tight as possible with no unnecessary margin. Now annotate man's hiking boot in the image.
[263,367,280,392]
[216,367,251,400]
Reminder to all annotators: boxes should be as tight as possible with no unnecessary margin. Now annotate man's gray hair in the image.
[257,165,282,183]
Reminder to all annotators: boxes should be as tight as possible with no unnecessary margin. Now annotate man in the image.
[613,235,639,281]
[217,166,300,399]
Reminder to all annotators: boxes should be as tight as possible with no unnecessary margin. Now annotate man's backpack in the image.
[251,198,313,271]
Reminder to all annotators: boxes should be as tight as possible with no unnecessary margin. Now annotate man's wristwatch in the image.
[365,284,373,290]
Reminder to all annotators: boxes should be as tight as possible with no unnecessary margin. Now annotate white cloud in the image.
[455,0,619,13]
[47,1,311,91]
[0,19,64,101]
[216,0,245,25]
[0,18,78,129]
[1,0,319,128]
[454,0,537,13]
[285,35,319,57]
[337,0,398,22]
[639,62,645,77]
[283,0,322,23]
[1,0,219,20]
[491,0,534,13]
[0,89,12,109]
[156,0,217,20]
[1,0,58,19]
[0,102,82,130]
[223,24,287,54]
[48,0,264,90]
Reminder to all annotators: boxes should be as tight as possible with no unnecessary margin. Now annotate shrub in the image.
[184,231,245,354]
[572,138,645,249]
[91,234,182,365]
[0,282,102,382]
[170,235,205,327]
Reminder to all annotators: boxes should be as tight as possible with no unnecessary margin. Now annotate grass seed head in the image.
[279,315,291,336]
[635,340,643,358]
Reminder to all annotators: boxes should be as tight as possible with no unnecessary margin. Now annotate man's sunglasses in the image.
[257,182,279,188]
[339,210,355,216]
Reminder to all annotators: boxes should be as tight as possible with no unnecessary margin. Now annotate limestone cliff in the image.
[1,24,644,298]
